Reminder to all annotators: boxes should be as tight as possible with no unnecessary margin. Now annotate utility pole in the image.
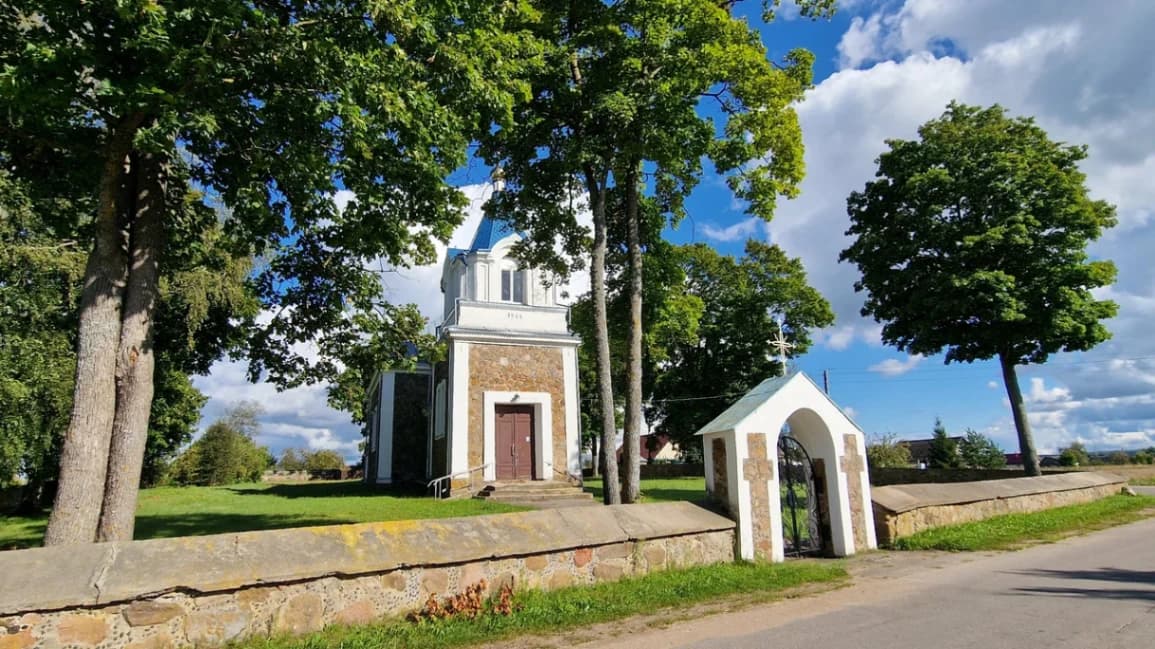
[823,370,830,395]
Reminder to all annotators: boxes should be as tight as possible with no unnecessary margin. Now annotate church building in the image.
[362,215,582,495]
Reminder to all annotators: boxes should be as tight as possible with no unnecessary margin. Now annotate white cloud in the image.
[333,189,356,213]
[701,217,761,243]
[1026,377,1071,404]
[868,355,924,377]
[838,14,886,68]
[769,0,1155,451]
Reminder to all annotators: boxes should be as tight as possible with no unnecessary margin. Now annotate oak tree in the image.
[2,0,531,543]
[841,103,1118,476]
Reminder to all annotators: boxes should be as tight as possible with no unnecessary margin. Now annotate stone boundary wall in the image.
[260,469,357,482]
[871,471,1127,545]
[868,467,1075,486]
[0,503,734,649]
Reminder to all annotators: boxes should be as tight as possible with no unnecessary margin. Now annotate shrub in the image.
[1058,442,1090,467]
[957,429,1006,469]
[168,402,272,486]
[867,434,911,469]
[928,419,959,469]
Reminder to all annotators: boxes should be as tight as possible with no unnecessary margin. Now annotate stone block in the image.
[592,561,626,582]
[420,569,449,596]
[235,587,275,609]
[459,563,487,592]
[273,593,324,636]
[548,571,574,589]
[494,572,516,593]
[56,615,107,646]
[123,602,184,627]
[524,555,549,571]
[381,572,408,592]
[125,631,174,649]
[333,600,376,626]
[642,543,667,569]
[595,543,631,560]
[0,629,33,649]
[573,547,593,568]
[185,609,249,646]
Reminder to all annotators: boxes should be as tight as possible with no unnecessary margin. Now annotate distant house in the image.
[900,436,964,466]
[615,433,680,464]
[1005,453,1062,467]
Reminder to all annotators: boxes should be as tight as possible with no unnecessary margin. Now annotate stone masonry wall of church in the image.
[468,343,568,479]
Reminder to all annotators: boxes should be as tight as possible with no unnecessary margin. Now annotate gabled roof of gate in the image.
[695,371,861,436]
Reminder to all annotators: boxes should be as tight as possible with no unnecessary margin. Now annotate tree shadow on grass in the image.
[642,486,708,503]
[227,481,429,500]
[134,512,356,540]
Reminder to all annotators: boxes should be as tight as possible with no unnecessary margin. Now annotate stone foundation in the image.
[871,471,1128,545]
[0,503,734,649]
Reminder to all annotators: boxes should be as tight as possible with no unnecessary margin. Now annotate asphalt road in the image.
[580,516,1155,649]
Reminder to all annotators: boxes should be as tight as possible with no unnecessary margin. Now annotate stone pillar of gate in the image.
[703,429,778,562]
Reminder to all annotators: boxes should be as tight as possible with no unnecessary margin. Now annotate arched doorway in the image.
[699,371,877,562]
[777,433,824,556]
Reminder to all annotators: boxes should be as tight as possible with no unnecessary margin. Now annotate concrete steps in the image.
[475,480,598,509]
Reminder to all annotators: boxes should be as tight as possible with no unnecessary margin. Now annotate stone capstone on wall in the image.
[871,471,1127,544]
[0,503,735,649]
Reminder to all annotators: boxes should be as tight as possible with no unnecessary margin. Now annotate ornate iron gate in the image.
[778,435,824,556]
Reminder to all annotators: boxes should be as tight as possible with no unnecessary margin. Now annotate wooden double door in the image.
[495,404,536,480]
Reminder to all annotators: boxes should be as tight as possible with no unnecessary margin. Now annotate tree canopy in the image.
[651,241,834,451]
[480,0,828,502]
[957,429,1006,469]
[2,0,536,543]
[840,103,1118,476]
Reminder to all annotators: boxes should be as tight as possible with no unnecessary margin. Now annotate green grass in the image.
[235,560,847,649]
[583,477,706,503]
[893,494,1155,552]
[1128,477,1155,486]
[0,481,527,550]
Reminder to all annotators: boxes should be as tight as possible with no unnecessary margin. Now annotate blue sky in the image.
[195,0,1155,459]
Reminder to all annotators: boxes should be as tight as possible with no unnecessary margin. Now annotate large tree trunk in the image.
[587,173,620,505]
[1000,352,1040,477]
[620,164,642,504]
[44,118,141,545]
[98,152,166,542]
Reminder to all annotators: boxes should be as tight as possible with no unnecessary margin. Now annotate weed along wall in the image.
[0,502,734,649]
[871,471,1127,545]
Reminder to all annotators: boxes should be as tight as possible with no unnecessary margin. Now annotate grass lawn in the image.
[1129,476,1155,486]
[893,494,1155,551]
[0,481,527,551]
[237,560,847,649]
[583,477,706,503]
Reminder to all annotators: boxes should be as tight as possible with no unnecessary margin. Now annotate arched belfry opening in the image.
[699,373,875,562]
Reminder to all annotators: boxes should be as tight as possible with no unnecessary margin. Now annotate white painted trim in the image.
[733,432,754,561]
[375,373,395,484]
[449,341,471,474]
[562,346,581,476]
[444,330,580,348]
[482,391,553,482]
